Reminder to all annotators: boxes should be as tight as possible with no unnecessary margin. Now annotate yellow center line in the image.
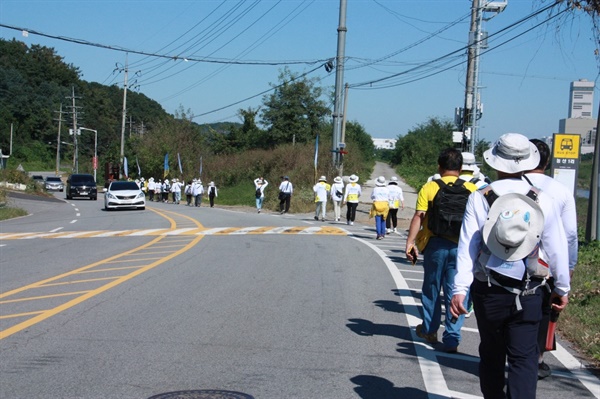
[0,291,91,304]
[0,311,46,320]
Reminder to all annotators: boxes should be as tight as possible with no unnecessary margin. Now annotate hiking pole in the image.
[545,299,561,351]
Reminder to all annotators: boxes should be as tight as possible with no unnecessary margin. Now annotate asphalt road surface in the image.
[0,182,598,399]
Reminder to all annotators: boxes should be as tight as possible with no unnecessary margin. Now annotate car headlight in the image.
[135,192,145,199]
[106,193,117,199]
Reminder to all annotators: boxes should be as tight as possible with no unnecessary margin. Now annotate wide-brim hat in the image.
[482,193,544,261]
[388,176,398,185]
[484,133,540,174]
[349,174,359,183]
[461,152,477,172]
[334,176,342,183]
[318,176,327,182]
[375,176,386,186]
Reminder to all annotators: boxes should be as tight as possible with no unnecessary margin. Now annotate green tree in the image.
[260,67,330,148]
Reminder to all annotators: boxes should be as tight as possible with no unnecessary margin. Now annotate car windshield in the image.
[110,182,140,191]
[71,175,95,183]
[46,177,61,182]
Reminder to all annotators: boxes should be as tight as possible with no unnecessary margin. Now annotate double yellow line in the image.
[0,208,203,340]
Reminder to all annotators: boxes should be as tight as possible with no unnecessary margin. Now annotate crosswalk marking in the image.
[0,226,348,240]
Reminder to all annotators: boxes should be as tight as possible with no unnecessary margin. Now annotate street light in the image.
[78,127,98,181]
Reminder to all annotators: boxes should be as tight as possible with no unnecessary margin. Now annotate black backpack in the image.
[255,187,262,198]
[427,179,471,237]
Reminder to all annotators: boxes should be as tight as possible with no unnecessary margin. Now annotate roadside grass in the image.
[0,206,28,221]
[558,198,600,366]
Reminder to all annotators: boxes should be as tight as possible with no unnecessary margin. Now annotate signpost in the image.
[550,133,581,197]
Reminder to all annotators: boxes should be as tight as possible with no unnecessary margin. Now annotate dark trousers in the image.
[279,194,290,213]
[386,208,398,229]
[209,194,215,207]
[149,190,154,201]
[471,279,542,399]
[346,202,358,221]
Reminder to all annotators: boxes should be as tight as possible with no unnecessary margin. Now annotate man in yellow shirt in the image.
[405,148,477,353]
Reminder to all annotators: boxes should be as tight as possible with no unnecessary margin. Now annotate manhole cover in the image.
[148,390,254,399]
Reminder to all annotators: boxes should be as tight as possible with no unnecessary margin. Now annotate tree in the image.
[260,67,330,148]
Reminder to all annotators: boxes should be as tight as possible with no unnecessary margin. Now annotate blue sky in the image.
[1,0,598,144]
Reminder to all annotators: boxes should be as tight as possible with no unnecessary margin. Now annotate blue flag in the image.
[164,153,169,178]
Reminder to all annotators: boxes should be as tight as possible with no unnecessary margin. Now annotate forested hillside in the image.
[0,39,375,190]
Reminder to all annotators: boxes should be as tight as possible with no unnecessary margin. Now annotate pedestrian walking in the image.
[171,178,182,204]
[386,176,404,233]
[207,181,218,208]
[278,176,293,214]
[254,177,268,213]
[313,176,330,221]
[525,139,578,379]
[193,179,204,207]
[184,181,193,206]
[370,176,390,240]
[449,133,570,399]
[148,178,156,202]
[405,148,477,353]
[343,174,361,225]
[330,176,344,222]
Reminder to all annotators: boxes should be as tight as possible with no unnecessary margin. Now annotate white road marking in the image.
[49,227,63,233]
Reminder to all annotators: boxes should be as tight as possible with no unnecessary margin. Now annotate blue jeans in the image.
[256,197,264,210]
[375,215,386,236]
[421,236,467,348]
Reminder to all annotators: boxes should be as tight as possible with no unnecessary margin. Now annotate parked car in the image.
[45,176,64,192]
[66,174,97,200]
[104,181,145,211]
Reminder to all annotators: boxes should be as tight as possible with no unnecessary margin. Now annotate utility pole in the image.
[331,0,347,166]
[339,83,350,177]
[462,0,482,154]
[586,101,600,241]
[67,87,82,173]
[119,54,129,179]
[53,104,67,176]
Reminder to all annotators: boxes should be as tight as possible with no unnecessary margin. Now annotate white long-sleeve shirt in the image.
[254,179,268,198]
[330,182,344,201]
[343,183,361,203]
[387,184,404,209]
[525,173,578,271]
[453,178,570,297]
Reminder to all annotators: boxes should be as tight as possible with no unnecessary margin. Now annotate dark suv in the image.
[66,174,97,200]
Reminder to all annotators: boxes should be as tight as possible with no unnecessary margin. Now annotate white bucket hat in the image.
[484,133,540,173]
[461,152,477,172]
[333,176,343,183]
[349,174,359,183]
[319,176,327,182]
[388,176,398,185]
[375,176,386,186]
[482,193,544,261]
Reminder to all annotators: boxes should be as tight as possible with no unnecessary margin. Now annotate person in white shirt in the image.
[459,152,488,189]
[313,176,330,221]
[278,176,293,214]
[171,178,182,205]
[207,181,218,208]
[147,178,156,202]
[526,139,578,379]
[449,133,570,399]
[254,177,268,213]
[386,176,404,233]
[343,174,361,225]
[192,179,204,207]
[329,176,345,222]
[370,176,390,240]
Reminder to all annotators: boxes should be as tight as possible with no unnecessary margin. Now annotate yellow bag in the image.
[415,228,433,252]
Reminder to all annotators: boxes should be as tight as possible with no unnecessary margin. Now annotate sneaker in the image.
[465,304,474,318]
[321,218,325,222]
[314,216,319,221]
[386,228,391,234]
[538,361,552,379]
[416,324,438,343]
[258,209,261,213]
[350,221,354,226]
[393,228,397,233]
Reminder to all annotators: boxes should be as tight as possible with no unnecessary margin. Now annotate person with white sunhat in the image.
[386,176,404,233]
[329,176,345,222]
[459,152,487,189]
[343,174,361,225]
[254,177,268,213]
[370,176,390,240]
[313,176,330,221]
[449,133,570,399]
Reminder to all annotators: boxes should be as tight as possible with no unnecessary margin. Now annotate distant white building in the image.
[558,79,596,150]
[372,138,397,150]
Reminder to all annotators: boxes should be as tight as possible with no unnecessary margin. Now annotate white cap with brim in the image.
[461,152,477,172]
[349,175,359,183]
[484,133,540,173]
[482,193,544,262]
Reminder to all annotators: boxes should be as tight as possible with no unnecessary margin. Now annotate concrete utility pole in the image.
[119,54,129,180]
[586,102,600,241]
[331,0,347,166]
[67,86,82,173]
[462,0,483,154]
[53,104,67,176]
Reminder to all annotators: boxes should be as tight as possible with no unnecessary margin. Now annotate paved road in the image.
[0,183,598,398]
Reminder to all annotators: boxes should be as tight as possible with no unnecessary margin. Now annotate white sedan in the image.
[104,181,145,211]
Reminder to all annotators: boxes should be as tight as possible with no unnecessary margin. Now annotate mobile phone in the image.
[409,246,417,266]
